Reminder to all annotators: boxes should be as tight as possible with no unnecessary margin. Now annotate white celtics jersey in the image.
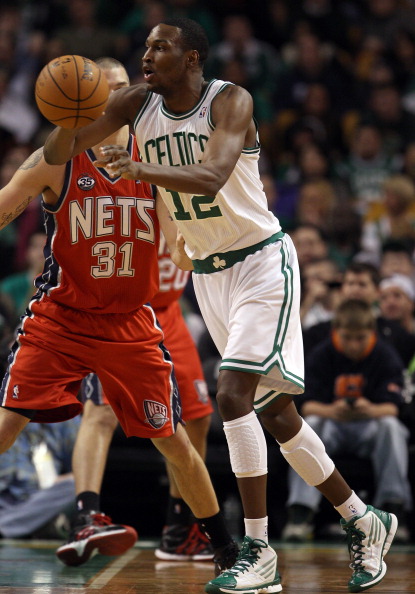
[133,79,281,261]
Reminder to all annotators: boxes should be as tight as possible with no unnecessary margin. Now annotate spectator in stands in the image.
[324,202,362,271]
[278,125,326,166]
[361,174,415,263]
[0,230,46,326]
[280,83,345,162]
[275,143,332,228]
[287,0,356,52]
[303,261,415,368]
[334,122,401,216]
[379,239,415,283]
[48,0,122,61]
[283,299,412,543]
[295,179,338,233]
[205,14,280,102]
[263,0,295,50]
[272,30,353,117]
[357,0,415,55]
[351,57,396,116]
[0,418,79,539]
[363,83,415,158]
[0,5,45,107]
[0,6,41,147]
[379,274,415,335]
[300,257,342,330]
[291,223,329,268]
[296,141,332,182]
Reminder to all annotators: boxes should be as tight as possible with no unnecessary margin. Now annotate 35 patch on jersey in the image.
[77,174,96,190]
[144,399,169,429]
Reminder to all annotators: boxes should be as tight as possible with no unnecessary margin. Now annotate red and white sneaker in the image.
[155,522,214,561]
[56,511,138,566]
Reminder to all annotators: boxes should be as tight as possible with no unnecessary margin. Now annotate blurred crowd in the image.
[0,0,415,541]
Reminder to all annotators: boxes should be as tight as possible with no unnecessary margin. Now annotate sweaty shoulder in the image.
[213,84,251,106]
[107,83,150,125]
[211,84,254,142]
[211,84,253,122]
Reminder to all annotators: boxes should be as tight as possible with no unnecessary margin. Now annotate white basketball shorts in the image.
[192,234,305,412]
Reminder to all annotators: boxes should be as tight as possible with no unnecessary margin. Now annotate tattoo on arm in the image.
[0,197,32,229]
[18,148,43,171]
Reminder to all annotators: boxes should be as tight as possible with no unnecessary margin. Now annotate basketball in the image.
[35,55,110,129]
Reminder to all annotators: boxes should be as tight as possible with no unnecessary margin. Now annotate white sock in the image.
[244,517,268,543]
[334,491,367,521]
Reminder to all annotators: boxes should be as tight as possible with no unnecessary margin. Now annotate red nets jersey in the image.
[39,136,160,313]
[151,232,190,310]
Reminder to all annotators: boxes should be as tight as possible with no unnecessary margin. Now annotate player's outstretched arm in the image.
[0,148,55,230]
[43,86,138,165]
[44,115,121,166]
[97,85,254,196]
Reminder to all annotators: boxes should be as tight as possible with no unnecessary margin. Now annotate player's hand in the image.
[94,145,141,180]
[171,232,194,271]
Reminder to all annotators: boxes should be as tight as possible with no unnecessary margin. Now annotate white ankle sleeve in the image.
[278,420,335,486]
[223,411,267,478]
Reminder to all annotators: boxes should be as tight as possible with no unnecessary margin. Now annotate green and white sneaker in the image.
[341,505,398,593]
[205,536,282,594]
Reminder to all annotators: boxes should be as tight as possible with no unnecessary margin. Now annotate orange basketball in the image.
[35,55,110,129]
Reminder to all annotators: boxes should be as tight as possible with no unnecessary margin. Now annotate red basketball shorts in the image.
[0,295,181,438]
[81,300,213,422]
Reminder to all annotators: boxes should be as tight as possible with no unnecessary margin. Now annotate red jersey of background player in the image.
[151,233,190,310]
[37,135,159,314]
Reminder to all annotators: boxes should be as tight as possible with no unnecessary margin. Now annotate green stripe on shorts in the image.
[192,231,284,274]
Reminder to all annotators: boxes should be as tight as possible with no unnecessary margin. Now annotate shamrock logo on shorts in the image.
[213,256,226,269]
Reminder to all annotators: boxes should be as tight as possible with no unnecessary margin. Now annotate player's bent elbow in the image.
[43,129,79,165]
[43,150,59,165]
[205,182,222,196]
[194,163,229,196]
[43,144,69,165]
[202,175,227,197]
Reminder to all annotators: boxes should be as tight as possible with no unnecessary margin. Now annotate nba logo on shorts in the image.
[144,400,169,429]
[194,380,209,404]
[12,385,19,399]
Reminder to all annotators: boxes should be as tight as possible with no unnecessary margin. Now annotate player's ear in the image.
[187,50,199,67]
